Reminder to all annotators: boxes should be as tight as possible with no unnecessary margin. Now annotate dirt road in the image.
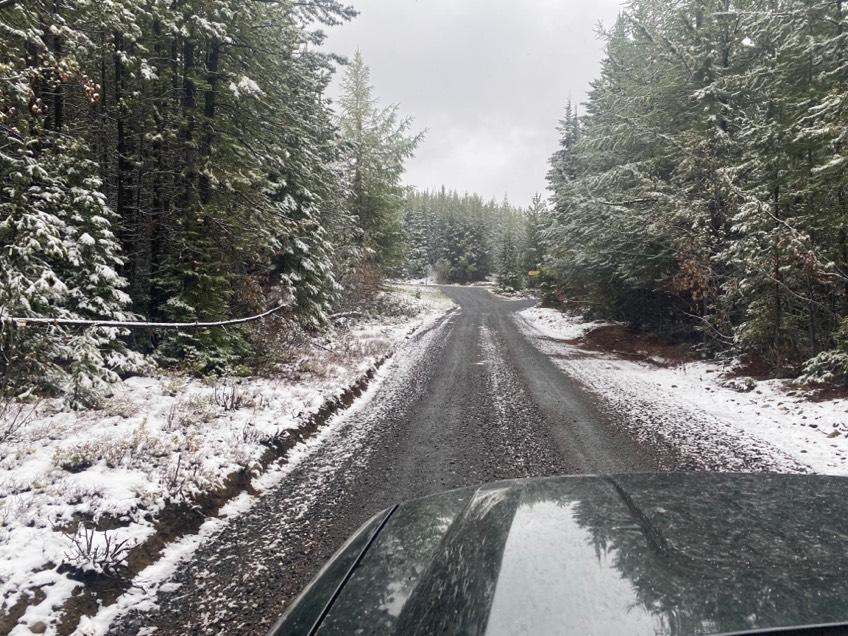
[112,287,676,635]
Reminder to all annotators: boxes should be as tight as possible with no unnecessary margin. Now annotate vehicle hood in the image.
[288,474,848,635]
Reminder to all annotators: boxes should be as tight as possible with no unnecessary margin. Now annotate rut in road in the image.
[110,287,668,635]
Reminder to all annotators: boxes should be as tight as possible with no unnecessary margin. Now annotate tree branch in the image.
[596,197,659,207]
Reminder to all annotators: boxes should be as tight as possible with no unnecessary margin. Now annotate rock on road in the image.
[111,286,676,635]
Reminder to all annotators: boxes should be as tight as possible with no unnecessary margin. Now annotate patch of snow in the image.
[516,306,848,475]
[488,288,537,301]
[228,76,263,98]
[517,306,613,341]
[391,275,437,286]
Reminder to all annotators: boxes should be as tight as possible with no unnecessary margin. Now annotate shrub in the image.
[800,350,848,386]
[0,398,39,443]
[100,398,138,419]
[62,524,133,576]
[214,382,253,411]
[53,441,102,473]
[161,376,187,397]
[170,395,217,428]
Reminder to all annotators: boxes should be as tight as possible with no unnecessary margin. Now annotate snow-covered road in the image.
[101,287,848,635]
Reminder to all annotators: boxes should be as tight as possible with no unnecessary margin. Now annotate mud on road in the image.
[111,287,678,635]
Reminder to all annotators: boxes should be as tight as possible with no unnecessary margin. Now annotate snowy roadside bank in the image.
[487,287,537,301]
[516,307,848,475]
[0,285,455,635]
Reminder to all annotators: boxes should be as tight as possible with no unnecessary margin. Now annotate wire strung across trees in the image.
[1,305,290,330]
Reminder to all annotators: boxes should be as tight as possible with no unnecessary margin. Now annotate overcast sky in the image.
[322,0,624,205]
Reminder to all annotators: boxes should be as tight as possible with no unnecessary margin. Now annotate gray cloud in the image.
[323,0,624,205]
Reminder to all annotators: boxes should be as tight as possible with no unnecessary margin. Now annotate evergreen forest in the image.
[3,0,848,405]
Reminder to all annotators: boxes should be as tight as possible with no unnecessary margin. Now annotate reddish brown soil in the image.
[726,352,774,380]
[569,324,698,367]
[574,327,848,401]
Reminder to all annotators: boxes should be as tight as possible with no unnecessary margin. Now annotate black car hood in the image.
[280,474,848,635]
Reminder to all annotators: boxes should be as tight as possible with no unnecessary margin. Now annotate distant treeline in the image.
[543,0,848,381]
[402,189,545,289]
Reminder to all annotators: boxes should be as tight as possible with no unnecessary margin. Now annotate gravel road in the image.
[111,287,678,635]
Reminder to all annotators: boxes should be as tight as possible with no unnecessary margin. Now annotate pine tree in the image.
[338,50,422,276]
[401,188,529,285]
[1,0,359,393]
[0,1,141,403]
[542,0,848,374]
[524,194,546,274]
[496,224,524,291]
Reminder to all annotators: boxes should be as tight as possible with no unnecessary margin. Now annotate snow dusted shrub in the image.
[0,494,35,547]
[51,438,131,472]
[241,422,264,446]
[53,441,101,473]
[125,425,170,462]
[0,494,33,529]
[160,452,219,503]
[230,425,265,473]
[800,319,848,386]
[214,382,252,411]
[161,376,188,397]
[63,524,133,577]
[0,398,39,443]
[243,313,308,373]
[165,402,181,432]
[161,455,189,501]
[173,395,218,428]
[164,394,218,432]
[800,351,848,386]
[51,428,166,472]
[100,397,139,419]
[370,289,420,318]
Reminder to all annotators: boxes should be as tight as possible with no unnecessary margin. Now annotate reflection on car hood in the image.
[316,474,848,635]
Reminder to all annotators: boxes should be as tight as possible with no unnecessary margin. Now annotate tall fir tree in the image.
[338,50,422,277]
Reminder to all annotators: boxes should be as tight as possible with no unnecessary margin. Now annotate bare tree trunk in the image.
[141,16,167,322]
[772,184,784,361]
[199,40,220,205]
[98,31,108,181]
[114,32,131,230]
[180,36,197,211]
[51,3,63,131]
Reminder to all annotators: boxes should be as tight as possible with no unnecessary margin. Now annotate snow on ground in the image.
[487,287,537,301]
[516,307,848,475]
[81,300,455,635]
[395,275,437,286]
[0,285,454,635]
[517,306,612,340]
[75,491,257,636]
